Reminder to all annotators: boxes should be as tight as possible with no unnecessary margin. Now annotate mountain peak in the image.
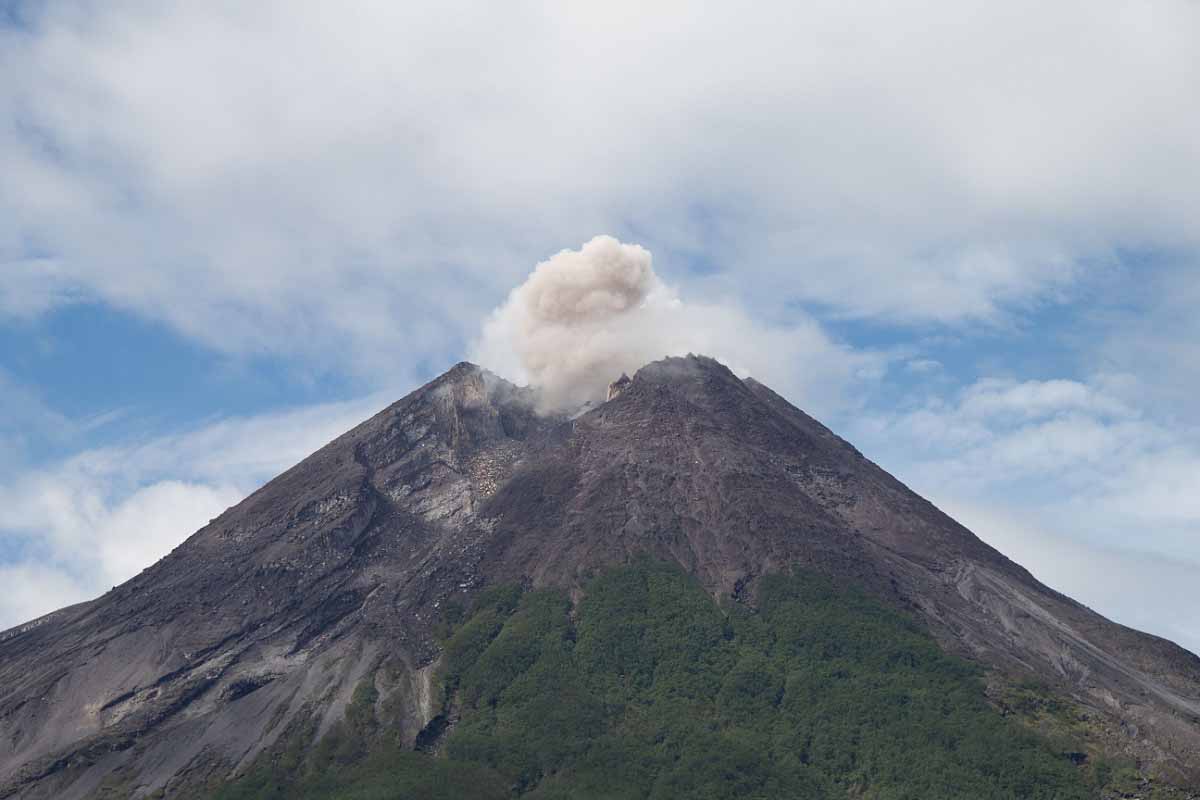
[2,356,1200,797]
[631,352,743,388]
[421,354,745,418]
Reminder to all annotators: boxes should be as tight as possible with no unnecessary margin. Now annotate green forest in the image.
[210,560,1101,799]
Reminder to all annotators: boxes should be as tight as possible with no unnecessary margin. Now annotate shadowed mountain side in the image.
[1,356,1198,798]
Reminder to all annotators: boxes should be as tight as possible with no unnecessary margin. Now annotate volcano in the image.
[2,356,1198,798]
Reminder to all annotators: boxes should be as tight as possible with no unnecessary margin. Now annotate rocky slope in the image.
[1,355,1198,798]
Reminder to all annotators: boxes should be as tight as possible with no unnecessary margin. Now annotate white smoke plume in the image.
[470,235,878,413]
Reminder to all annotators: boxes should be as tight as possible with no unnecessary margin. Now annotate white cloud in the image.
[0,258,82,319]
[853,374,1200,583]
[0,394,387,630]
[1088,265,1200,425]
[938,499,1200,657]
[849,371,1200,653]
[2,0,1198,375]
[0,563,93,626]
[957,378,1133,422]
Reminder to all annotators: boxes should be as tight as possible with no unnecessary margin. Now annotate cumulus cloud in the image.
[851,375,1200,563]
[843,375,1200,654]
[0,563,93,627]
[471,235,880,411]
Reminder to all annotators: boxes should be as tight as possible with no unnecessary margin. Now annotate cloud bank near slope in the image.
[0,395,386,631]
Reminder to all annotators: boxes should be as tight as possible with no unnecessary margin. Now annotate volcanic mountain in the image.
[2,356,1198,798]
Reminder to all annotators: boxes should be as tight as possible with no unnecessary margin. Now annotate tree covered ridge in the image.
[212,560,1101,799]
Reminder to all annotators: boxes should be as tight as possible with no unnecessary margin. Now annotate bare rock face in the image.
[606,373,631,401]
[1,355,1199,798]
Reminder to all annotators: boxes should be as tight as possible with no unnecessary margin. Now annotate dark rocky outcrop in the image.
[1,355,1198,797]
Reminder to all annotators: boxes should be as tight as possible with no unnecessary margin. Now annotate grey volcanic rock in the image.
[2,355,1199,797]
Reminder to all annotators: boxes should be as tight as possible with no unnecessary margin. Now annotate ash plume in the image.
[470,235,871,413]
[470,236,678,410]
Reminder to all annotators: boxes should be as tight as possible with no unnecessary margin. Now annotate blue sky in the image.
[2,1,1199,652]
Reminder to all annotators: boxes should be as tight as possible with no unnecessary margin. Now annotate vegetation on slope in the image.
[211,560,1100,799]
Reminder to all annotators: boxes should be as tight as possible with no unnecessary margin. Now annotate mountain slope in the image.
[214,561,1100,799]
[1,356,1198,798]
